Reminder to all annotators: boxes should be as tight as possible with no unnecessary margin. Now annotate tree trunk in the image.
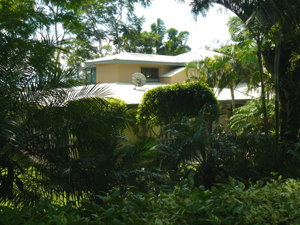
[257,38,268,137]
[230,85,235,115]
[263,39,300,144]
[274,26,282,152]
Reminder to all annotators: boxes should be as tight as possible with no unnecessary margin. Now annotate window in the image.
[86,67,96,83]
[141,68,159,80]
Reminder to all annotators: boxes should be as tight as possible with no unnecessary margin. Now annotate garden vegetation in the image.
[1,0,300,224]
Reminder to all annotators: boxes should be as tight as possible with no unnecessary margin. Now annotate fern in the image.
[228,99,275,135]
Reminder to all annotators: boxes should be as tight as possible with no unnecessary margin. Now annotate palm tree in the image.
[152,105,224,189]
[0,34,77,205]
[235,39,273,99]
[0,34,151,206]
[185,53,247,114]
[187,0,300,147]
[152,104,275,188]
[213,54,243,112]
[185,56,219,94]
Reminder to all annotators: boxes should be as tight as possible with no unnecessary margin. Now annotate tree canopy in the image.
[187,0,300,144]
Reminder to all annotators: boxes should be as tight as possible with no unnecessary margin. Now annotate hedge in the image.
[136,81,219,129]
[1,176,300,224]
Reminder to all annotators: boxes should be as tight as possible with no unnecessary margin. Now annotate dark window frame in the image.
[86,67,96,83]
[141,68,159,80]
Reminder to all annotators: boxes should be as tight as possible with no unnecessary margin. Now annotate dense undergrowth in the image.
[2,32,300,224]
[1,176,300,224]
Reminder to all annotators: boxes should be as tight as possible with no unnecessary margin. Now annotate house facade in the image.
[80,49,259,111]
[79,50,260,141]
[82,49,221,84]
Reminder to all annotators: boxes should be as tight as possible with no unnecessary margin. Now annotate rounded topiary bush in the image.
[137,81,219,129]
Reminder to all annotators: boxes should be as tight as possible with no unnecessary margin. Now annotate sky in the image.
[134,0,236,51]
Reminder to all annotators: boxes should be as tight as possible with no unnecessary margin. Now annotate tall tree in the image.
[151,18,167,53]
[186,0,300,144]
[227,15,270,136]
[74,0,148,57]
[0,0,38,38]
[161,28,191,55]
[185,53,248,113]
[35,0,86,64]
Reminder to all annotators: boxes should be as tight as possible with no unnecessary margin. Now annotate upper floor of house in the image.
[81,49,222,84]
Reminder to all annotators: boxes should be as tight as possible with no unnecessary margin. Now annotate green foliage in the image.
[188,0,300,148]
[227,16,254,43]
[0,0,39,38]
[161,29,191,55]
[16,96,153,205]
[185,52,251,112]
[136,81,219,130]
[228,99,275,135]
[149,105,279,189]
[151,106,223,189]
[2,177,300,224]
[0,33,154,206]
[0,33,81,206]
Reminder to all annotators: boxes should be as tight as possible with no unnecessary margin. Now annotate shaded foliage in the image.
[2,176,300,224]
[187,0,300,149]
[0,33,80,206]
[0,33,155,206]
[150,105,279,189]
[136,81,219,132]
[228,99,275,135]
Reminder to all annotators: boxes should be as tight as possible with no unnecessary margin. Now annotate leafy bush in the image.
[2,176,300,224]
[26,96,151,204]
[1,90,153,206]
[136,81,219,131]
[149,106,278,189]
[228,99,275,135]
[0,34,84,206]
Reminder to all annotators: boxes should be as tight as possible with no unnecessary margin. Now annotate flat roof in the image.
[68,82,259,105]
[84,49,222,67]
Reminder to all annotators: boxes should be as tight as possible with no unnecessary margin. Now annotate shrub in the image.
[2,176,300,224]
[228,99,275,135]
[1,95,152,206]
[149,106,278,189]
[136,81,219,130]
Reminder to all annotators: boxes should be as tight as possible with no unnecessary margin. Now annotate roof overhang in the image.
[79,64,97,71]
[85,59,186,66]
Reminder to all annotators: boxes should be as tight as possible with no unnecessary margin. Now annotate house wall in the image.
[96,63,179,83]
[96,63,119,83]
[159,77,171,84]
[159,70,187,84]
[170,70,187,84]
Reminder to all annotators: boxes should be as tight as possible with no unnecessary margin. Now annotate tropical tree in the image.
[0,33,152,206]
[186,0,300,146]
[35,0,86,64]
[185,52,249,113]
[227,16,254,43]
[228,99,275,135]
[151,105,276,189]
[0,33,78,205]
[214,54,243,111]
[185,56,219,90]
[152,106,223,189]
[150,18,167,53]
[162,28,191,55]
[0,0,39,38]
